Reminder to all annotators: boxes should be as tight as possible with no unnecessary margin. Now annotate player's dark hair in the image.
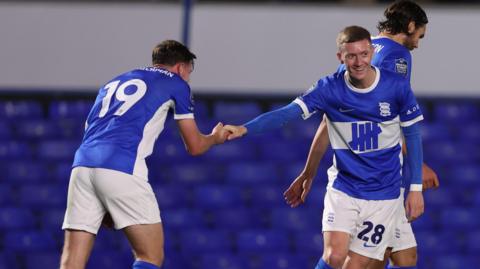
[152,40,196,66]
[377,0,428,35]
[336,25,372,48]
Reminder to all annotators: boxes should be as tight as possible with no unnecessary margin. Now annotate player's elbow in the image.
[185,145,204,156]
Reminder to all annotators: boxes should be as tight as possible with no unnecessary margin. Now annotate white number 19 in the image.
[98,79,147,118]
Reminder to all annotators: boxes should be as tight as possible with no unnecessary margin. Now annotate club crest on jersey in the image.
[379,102,391,117]
[395,58,408,76]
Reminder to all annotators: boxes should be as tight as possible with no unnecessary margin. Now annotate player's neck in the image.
[378,32,407,47]
[348,66,376,89]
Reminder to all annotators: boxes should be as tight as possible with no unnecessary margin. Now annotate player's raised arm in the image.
[177,119,228,156]
[224,102,304,141]
[284,117,330,207]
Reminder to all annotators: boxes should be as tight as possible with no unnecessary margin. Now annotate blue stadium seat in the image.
[466,230,480,254]
[170,163,222,184]
[87,250,132,269]
[56,118,86,139]
[179,229,232,254]
[258,253,309,269]
[18,184,67,208]
[52,161,72,184]
[49,100,93,119]
[200,253,247,269]
[448,164,480,186]
[440,207,480,230]
[271,208,321,231]
[226,162,279,185]
[4,231,58,251]
[411,210,438,231]
[213,101,262,124]
[237,229,289,253]
[0,120,12,139]
[258,141,309,162]
[194,185,244,209]
[212,207,264,229]
[152,184,189,209]
[0,141,33,160]
[415,231,457,255]
[0,101,43,119]
[6,161,49,183]
[420,122,452,142]
[161,208,205,229]
[423,188,455,209]
[432,255,476,269]
[36,140,78,161]
[459,122,480,141]
[0,184,14,206]
[248,185,288,208]
[292,230,324,255]
[0,207,36,229]
[149,138,190,165]
[202,140,257,162]
[38,208,65,229]
[14,119,58,140]
[0,253,18,269]
[434,101,479,123]
[93,229,122,250]
[24,252,61,269]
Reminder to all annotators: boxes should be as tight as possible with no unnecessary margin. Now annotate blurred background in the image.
[0,0,479,268]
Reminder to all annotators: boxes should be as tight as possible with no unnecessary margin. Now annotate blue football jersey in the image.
[73,67,194,179]
[371,36,412,82]
[294,67,423,200]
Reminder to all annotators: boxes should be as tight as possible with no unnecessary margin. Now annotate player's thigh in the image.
[92,168,161,230]
[390,246,417,267]
[366,248,390,269]
[322,189,359,262]
[60,230,96,268]
[62,167,106,234]
[123,223,164,260]
[343,250,374,269]
[349,196,401,261]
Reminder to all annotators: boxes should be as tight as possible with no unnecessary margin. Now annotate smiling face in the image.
[337,38,375,84]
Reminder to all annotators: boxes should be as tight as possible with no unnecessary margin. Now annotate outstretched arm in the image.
[177,119,228,156]
[224,102,304,140]
[284,117,330,207]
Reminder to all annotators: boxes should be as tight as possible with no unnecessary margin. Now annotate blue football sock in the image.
[387,266,417,269]
[132,260,161,269]
[315,258,335,269]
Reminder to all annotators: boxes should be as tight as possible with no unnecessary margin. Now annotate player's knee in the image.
[323,250,348,268]
[134,248,164,267]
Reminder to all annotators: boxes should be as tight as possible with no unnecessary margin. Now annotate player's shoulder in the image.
[379,67,408,84]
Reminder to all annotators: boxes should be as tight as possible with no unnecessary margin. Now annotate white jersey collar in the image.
[344,66,380,94]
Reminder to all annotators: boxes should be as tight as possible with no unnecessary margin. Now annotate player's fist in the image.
[211,122,229,144]
[223,125,247,140]
[422,163,439,190]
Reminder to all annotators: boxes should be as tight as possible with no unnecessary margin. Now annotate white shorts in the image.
[322,188,401,260]
[62,167,161,234]
[390,188,417,252]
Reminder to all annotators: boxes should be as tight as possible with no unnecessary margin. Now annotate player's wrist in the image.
[409,184,423,192]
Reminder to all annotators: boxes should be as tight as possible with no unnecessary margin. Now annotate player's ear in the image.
[407,21,416,35]
[337,52,343,64]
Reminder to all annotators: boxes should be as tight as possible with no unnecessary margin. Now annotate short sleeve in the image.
[172,79,194,120]
[398,80,423,127]
[293,78,328,119]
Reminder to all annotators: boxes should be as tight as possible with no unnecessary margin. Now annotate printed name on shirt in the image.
[143,67,174,78]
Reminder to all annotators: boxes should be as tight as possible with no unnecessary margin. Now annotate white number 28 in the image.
[98,79,147,118]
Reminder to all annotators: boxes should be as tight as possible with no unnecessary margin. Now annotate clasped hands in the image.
[210,123,247,144]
